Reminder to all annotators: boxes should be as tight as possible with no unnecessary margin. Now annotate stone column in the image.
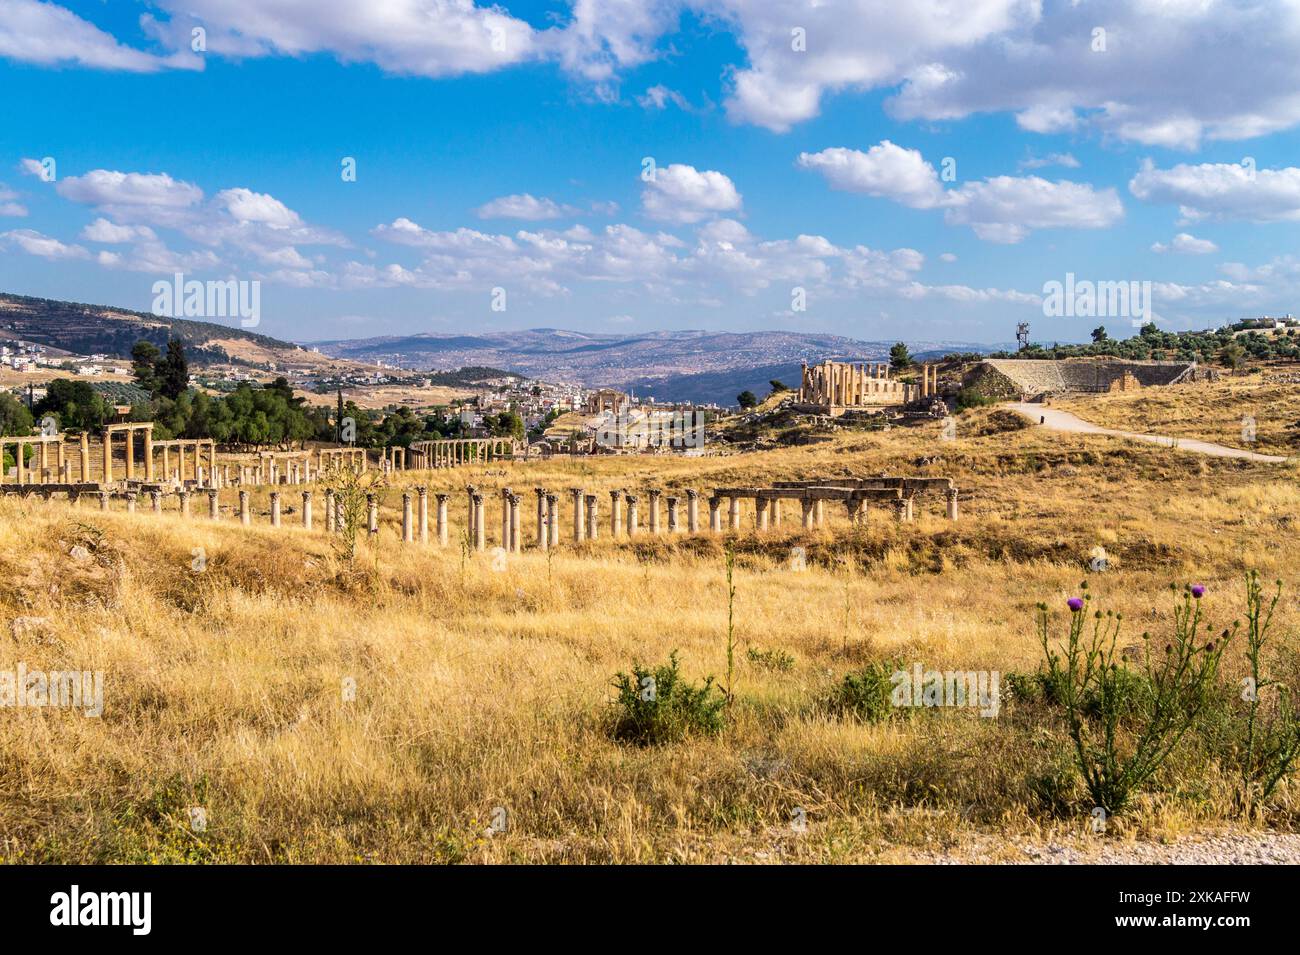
[98,490,109,511]
[179,489,190,518]
[847,499,863,524]
[686,489,699,533]
[771,499,782,528]
[946,488,959,521]
[666,496,680,532]
[535,488,548,547]
[893,498,909,522]
[708,496,722,532]
[325,489,336,533]
[501,489,512,549]
[547,493,560,548]
[610,490,623,538]
[904,497,915,521]
[585,495,598,541]
[209,489,220,520]
[472,494,485,551]
[726,496,742,531]
[402,491,413,542]
[238,490,250,526]
[625,494,638,537]
[436,493,449,547]
[302,491,313,529]
[61,460,71,483]
[417,486,429,544]
[648,489,661,533]
[143,428,154,481]
[570,488,585,542]
[270,492,281,527]
[756,497,770,530]
[101,430,112,483]
[367,494,379,536]
[814,500,825,527]
[508,493,521,553]
[801,499,815,529]
[125,491,137,514]
[150,490,162,513]
[79,432,90,482]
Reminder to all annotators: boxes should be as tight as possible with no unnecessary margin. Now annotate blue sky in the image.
[2,0,1300,347]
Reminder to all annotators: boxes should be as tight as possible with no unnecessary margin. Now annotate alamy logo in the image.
[151,272,260,328]
[50,885,151,935]
[1042,273,1152,324]
[0,663,102,717]
[891,663,1001,717]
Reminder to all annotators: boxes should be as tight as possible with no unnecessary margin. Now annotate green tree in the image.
[1219,342,1247,375]
[1091,326,1108,343]
[0,392,34,436]
[736,390,758,409]
[889,342,912,370]
[33,379,111,432]
[131,340,162,395]
[158,338,189,400]
[769,379,790,393]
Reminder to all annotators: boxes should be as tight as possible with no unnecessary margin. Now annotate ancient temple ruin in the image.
[796,361,938,415]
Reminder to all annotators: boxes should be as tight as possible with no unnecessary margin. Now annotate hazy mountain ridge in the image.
[308,328,997,403]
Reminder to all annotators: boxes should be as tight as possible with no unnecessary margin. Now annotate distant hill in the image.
[309,328,995,400]
[0,292,365,374]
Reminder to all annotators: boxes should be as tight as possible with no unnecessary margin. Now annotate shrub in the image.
[746,646,795,672]
[608,652,727,745]
[1038,582,1234,815]
[827,660,902,724]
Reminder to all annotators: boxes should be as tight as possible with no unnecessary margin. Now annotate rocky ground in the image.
[914,832,1300,865]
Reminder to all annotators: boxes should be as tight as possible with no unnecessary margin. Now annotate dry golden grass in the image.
[2,401,1299,863]
[1052,367,1300,454]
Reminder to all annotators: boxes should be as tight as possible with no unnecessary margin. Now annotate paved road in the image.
[1009,403,1290,463]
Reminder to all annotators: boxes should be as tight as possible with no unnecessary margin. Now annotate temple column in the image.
[125,492,137,514]
[625,494,639,537]
[143,427,154,481]
[509,493,521,552]
[535,488,547,547]
[206,489,218,520]
[771,499,782,527]
[708,497,722,532]
[501,489,512,549]
[814,500,825,527]
[727,496,741,531]
[302,491,313,530]
[98,490,109,511]
[436,494,449,547]
[686,489,699,533]
[368,494,379,536]
[179,489,190,518]
[547,493,559,548]
[270,492,281,527]
[801,499,815,529]
[571,488,585,542]
[472,494,485,551]
[325,489,336,532]
[417,486,429,544]
[756,497,770,531]
[149,490,161,512]
[238,490,250,523]
[648,489,661,533]
[585,495,598,540]
[101,429,112,483]
[402,492,413,542]
[610,490,623,538]
[666,496,679,532]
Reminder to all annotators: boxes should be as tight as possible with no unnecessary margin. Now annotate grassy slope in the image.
[1052,367,1300,454]
[2,398,1299,862]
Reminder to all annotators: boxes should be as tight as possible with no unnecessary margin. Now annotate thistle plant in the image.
[321,462,384,568]
[1038,581,1234,815]
[1232,571,1300,815]
[724,540,737,707]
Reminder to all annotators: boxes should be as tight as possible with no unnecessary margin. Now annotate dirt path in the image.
[914,831,1300,865]
[1008,403,1289,463]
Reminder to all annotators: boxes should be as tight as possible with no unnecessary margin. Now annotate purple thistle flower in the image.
[1191,584,1205,599]
[1067,597,1084,612]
